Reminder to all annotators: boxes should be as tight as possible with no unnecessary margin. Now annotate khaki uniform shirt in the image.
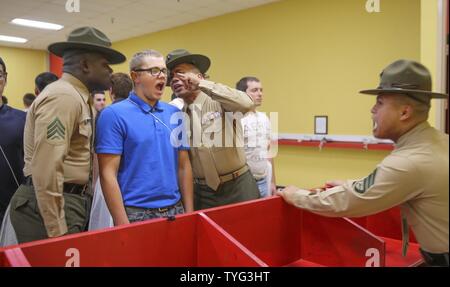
[284,122,449,253]
[179,80,255,190]
[23,73,94,237]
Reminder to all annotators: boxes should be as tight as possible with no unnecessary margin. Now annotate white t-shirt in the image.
[241,111,271,179]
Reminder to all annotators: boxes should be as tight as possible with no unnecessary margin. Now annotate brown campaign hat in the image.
[48,26,126,64]
[166,49,210,74]
[360,59,448,102]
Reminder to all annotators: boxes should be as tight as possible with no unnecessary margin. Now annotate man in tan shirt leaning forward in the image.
[278,59,449,267]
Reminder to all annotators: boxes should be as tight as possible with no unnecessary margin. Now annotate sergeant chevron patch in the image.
[47,117,66,141]
[353,169,378,194]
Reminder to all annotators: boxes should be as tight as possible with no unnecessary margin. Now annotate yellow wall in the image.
[113,0,420,136]
[111,0,419,187]
[0,46,47,109]
[277,146,388,187]
[420,0,443,128]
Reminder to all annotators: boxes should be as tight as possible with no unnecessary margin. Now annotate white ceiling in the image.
[0,0,278,50]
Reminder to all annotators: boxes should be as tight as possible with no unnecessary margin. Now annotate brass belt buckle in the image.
[157,207,169,213]
[68,185,76,194]
[80,184,88,196]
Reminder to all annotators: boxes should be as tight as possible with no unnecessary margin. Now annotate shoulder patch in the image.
[47,117,66,141]
[352,169,378,194]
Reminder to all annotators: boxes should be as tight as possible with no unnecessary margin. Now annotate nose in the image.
[158,71,167,79]
[170,77,180,85]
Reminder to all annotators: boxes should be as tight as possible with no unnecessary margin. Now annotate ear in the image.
[130,71,139,84]
[399,105,413,121]
[80,58,90,74]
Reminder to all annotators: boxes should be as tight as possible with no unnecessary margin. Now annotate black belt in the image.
[420,249,449,267]
[126,201,180,213]
[24,176,90,196]
[63,182,90,196]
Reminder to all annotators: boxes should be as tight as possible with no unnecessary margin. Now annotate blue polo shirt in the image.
[95,92,189,209]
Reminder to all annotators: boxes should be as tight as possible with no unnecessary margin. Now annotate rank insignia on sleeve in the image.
[47,117,66,141]
[353,169,377,194]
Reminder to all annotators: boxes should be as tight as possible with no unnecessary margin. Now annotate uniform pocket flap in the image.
[12,197,29,210]
[78,118,92,138]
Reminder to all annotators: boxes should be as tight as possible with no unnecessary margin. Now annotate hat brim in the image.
[166,54,210,74]
[359,88,448,99]
[48,42,126,64]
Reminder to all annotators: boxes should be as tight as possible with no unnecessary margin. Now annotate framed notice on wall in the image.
[314,116,328,135]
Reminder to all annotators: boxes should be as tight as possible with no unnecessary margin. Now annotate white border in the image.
[435,0,448,132]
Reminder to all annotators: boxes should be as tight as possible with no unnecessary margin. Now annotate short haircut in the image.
[394,94,431,119]
[111,72,133,100]
[0,57,6,73]
[23,93,36,107]
[129,50,163,71]
[35,72,58,93]
[236,76,260,92]
[92,90,105,96]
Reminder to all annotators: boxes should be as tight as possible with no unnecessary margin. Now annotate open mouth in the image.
[172,83,184,92]
[372,120,378,130]
[156,82,165,92]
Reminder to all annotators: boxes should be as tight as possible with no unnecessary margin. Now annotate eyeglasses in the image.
[134,67,167,77]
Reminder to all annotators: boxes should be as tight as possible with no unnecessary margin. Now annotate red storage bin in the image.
[203,197,386,267]
[0,249,6,267]
[349,207,423,267]
[2,213,264,267]
[1,198,424,267]
[0,247,30,267]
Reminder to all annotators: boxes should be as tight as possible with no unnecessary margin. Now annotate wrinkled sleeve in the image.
[95,108,124,155]
[31,94,80,237]
[199,79,255,113]
[284,155,421,218]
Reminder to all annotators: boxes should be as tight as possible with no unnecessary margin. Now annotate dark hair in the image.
[92,90,105,98]
[23,93,36,107]
[1,95,8,104]
[0,57,6,73]
[111,73,132,100]
[236,76,260,92]
[35,72,58,93]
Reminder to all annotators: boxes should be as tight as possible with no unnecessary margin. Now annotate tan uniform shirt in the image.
[284,122,449,253]
[179,79,255,190]
[23,73,94,237]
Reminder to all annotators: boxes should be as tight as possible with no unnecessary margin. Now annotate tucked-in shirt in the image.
[23,73,94,237]
[0,104,26,213]
[283,122,449,253]
[241,111,271,179]
[95,92,188,209]
[175,80,255,180]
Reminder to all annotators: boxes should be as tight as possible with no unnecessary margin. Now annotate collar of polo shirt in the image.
[128,91,164,113]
